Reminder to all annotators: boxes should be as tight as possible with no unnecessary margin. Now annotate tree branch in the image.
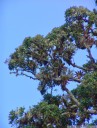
[86,109,97,114]
[21,72,37,80]
[69,77,82,83]
[61,95,69,108]
[10,71,37,80]
[64,87,80,106]
[87,48,95,63]
[70,62,89,71]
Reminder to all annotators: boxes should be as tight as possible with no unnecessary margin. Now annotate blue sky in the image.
[1,0,96,127]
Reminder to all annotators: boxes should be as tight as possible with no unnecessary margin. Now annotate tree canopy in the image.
[7,6,97,128]
[95,0,97,5]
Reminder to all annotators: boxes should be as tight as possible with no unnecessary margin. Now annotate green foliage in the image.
[7,6,97,128]
[74,71,97,107]
[9,101,72,128]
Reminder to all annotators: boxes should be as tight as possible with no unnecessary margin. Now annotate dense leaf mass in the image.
[7,6,97,128]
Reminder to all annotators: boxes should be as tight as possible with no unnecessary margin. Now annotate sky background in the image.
[1,0,96,128]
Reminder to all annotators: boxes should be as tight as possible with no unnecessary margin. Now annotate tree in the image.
[6,6,97,128]
[95,0,97,5]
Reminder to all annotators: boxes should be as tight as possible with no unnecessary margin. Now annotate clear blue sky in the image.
[1,0,96,127]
